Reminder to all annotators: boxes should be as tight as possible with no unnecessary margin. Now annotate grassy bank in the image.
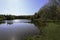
[24,21,60,40]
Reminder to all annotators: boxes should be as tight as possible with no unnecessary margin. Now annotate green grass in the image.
[24,22,60,40]
[40,22,60,40]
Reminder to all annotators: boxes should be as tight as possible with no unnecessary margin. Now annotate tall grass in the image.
[24,21,60,40]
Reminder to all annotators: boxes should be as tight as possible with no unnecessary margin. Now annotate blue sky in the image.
[0,0,48,15]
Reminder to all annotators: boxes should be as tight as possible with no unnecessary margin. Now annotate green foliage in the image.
[39,23,60,40]
[0,15,33,20]
[34,5,60,20]
[5,15,15,20]
[24,22,60,40]
[24,0,60,40]
[15,15,32,19]
[0,15,6,20]
[32,0,60,20]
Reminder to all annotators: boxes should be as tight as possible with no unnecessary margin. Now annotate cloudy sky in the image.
[0,0,48,15]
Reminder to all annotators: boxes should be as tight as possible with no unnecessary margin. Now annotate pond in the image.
[0,19,40,40]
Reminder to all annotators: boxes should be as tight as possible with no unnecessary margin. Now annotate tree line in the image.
[0,15,33,20]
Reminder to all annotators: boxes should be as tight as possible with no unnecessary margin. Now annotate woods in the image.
[0,15,32,20]
[33,0,60,21]
[24,0,60,40]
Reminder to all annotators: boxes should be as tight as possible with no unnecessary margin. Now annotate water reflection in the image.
[0,21,5,24]
[0,19,39,40]
[6,20,13,25]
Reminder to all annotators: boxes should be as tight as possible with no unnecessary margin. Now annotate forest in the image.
[24,0,60,40]
[0,15,32,20]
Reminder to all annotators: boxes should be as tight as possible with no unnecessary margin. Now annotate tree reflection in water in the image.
[0,21,5,24]
[6,20,13,25]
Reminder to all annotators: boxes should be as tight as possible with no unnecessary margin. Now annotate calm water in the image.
[0,19,40,40]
